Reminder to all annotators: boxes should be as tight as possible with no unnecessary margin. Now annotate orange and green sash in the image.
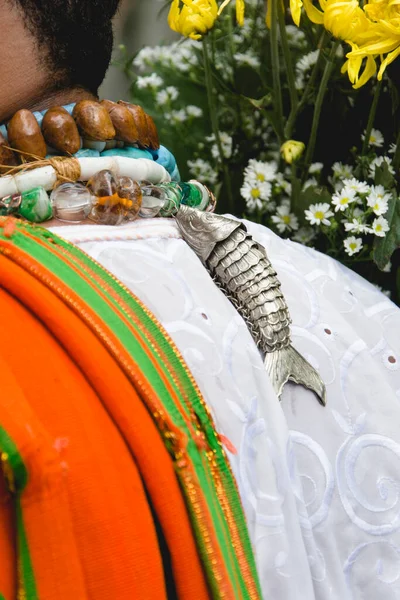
[0,217,261,600]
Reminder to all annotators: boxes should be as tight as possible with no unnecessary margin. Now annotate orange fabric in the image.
[0,253,209,599]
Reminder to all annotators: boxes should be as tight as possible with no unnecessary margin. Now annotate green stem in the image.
[393,126,400,172]
[270,0,285,143]
[302,40,339,181]
[202,37,234,212]
[285,30,328,139]
[277,9,298,137]
[361,79,383,155]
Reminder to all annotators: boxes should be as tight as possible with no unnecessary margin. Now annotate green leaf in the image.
[374,161,395,189]
[297,185,332,214]
[373,194,400,270]
[244,94,272,110]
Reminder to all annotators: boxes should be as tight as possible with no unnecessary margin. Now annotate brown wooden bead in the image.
[100,100,139,144]
[118,101,150,148]
[0,131,18,173]
[145,113,160,150]
[7,109,47,160]
[72,100,116,141]
[42,106,81,155]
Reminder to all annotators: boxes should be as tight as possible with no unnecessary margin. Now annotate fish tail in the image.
[264,345,326,406]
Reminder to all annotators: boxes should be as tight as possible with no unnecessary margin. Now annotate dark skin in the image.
[1,2,102,227]
[0,2,96,123]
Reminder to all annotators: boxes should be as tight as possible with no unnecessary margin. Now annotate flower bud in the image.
[168,0,219,40]
[280,140,305,164]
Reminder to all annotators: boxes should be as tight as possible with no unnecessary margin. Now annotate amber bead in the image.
[87,169,117,197]
[100,100,139,144]
[42,106,81,155]
[0,131,18,173]
[72,100,116,141]
[118,102,150,149]
[145,114,160,150]
[8,109,47,160]
[117,176,142,218]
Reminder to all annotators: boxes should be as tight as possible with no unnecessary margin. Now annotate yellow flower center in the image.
[256,173,265,182]
[370,135,376,143]
[376,224,382,231]
[283,215,291,224]
[350,242,358,250]
[340,197,350,205]
[251,188,261,198]
[315,211,325,220]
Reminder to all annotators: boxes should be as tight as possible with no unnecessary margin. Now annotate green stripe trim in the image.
[41,229,261,594]
[0,427,38,599]
[17,500,39,600]
[1,222,261,598]
[48,231,260,591]
[0,426,28,492]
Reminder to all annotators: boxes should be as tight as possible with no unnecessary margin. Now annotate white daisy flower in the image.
[332,162,353,179]
[292,226,316,244]
[245,159,277,183]
[241,180,272,211]
[208,132,233,160]
[187,158,218,185]
[156,86,179,106]
[371,216,390,237]
[303,177,318,190]
[274,173,292,194]
[286,25,306,46]
[186,105,203,118]
[389,143,397,155]
[342,178,370,195]
[331,188,357,212]
[344,218,371,234]
[362,128,384,148]
[136,73,164,89]
[296,50,319,73]
[344,236,363,256]
[234,52,260,69]
[271,205,299,233]
[305,203,334,226]
[309,162,323,174]
[369,156,395,178]
[367,185,391,215]
[169,109,187,122]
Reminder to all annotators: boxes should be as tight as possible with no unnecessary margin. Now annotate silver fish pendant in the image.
[175,206,326,406]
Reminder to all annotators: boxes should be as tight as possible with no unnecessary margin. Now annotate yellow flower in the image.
[281,140,305,163]
[291,0,303,26]
[346,0,400,82]
[341,44,377,88]
[296,0,400,86]
[168,0,219,39]
[301,0,371,42]
[218,0,246,26]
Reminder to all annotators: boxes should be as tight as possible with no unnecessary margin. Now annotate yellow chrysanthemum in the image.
[168,0,219,39]
[347,0,400,81]
[294,0,400,86]
[218,0,246,26]
[301,0,371,42]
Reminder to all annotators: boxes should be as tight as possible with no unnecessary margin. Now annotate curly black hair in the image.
[9,0,122,94]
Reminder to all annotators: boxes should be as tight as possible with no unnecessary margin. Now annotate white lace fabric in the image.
[51,217,400,600]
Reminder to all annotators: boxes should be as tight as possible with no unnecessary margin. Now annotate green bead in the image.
[180,183,203,208]
[159,185,181,217]
[19,187,52,223]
